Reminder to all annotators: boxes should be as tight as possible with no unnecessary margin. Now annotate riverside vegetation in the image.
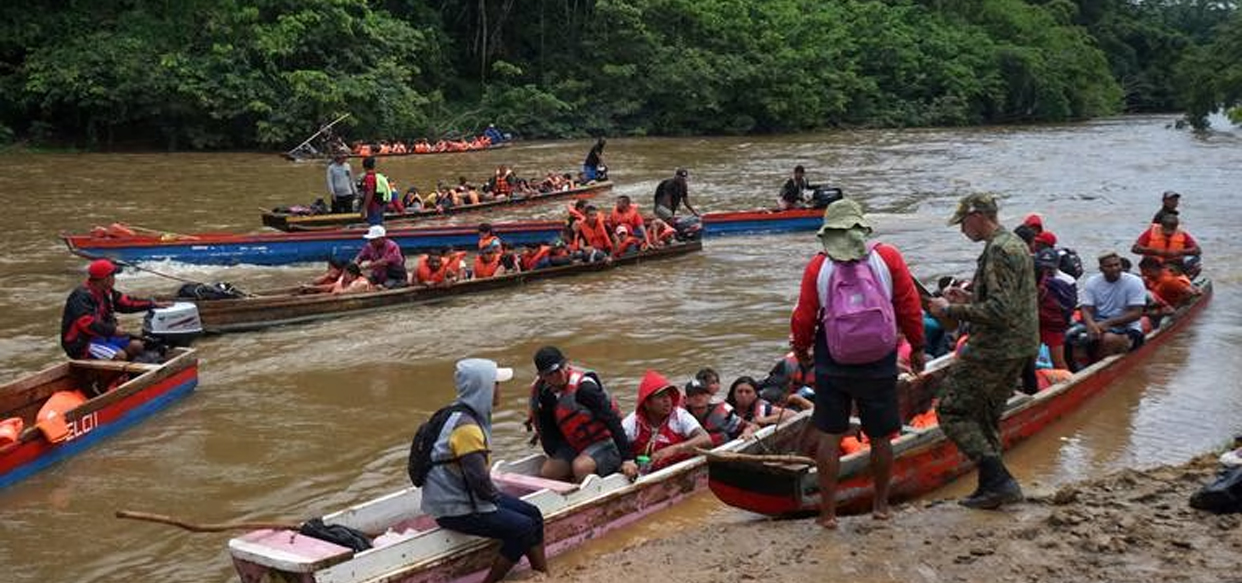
[0,0,1238,150]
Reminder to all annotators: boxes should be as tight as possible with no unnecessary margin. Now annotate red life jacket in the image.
[690,402,735,446]
[779,352,814,391]
[567,203,587,224]
[535,368,620,452]
[614,233,643,256]
[631,413,691,460]
[610,206,644,233]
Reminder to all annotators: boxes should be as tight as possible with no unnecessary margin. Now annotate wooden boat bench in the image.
[491,471,578,495]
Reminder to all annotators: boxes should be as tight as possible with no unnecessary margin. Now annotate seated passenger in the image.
[609,195,647,243]
[402,187,424,211]
[758,351,816,411]
[527,346,637,481]
[1139,256,1200,309]
[726,376,787,426]
[519,244,552,271]
[694,367,722,400]
[1035,249,1076,370]
[472,242,508,279]
[621,370,713,471]
[1078,251,1146,359]
[683,380,754,445]
[576,205,614,261]
[354,226,408,289]
[478,223,501,251]
[1131,213,1201,267]
[330,262,376,295]
[613,225,643,257]
[647,217,678,248]
[412,251,456,287]
[310,257,347,286]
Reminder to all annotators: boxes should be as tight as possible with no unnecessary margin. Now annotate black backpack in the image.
[176,282,243,300]
[298,517,372,552]
[1058,248,1084,279]
[1189,466,1242,514]
[407,404,483,487]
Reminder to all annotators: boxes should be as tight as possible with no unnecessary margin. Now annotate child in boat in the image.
[330,263,375,295]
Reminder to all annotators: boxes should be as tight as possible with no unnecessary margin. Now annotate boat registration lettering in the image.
[65,412,99,441]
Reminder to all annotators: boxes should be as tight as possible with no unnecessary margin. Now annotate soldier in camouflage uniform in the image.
[928,193,1039,509]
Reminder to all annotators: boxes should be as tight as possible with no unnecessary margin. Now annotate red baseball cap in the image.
[1022,214,1043,229]
[1033,231,1057,247]
[87,259,119,279]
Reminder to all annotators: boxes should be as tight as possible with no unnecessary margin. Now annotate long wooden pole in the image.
[115,510,299,533]
[695,449,817,466]
[286,113,351,156]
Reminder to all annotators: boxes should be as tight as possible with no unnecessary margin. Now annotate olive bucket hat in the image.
[816,198,872,261]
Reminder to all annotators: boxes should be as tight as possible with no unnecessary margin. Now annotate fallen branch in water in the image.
[115,510,298,533]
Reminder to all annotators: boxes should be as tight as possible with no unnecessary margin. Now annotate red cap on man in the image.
[87,259,119,279]
[1022,213,1044,230]
[1033,231,1057,248]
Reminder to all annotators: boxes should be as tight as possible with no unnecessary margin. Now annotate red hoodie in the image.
[628,370,697,465]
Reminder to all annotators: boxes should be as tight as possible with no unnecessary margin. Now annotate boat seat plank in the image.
[228,529,355,573]
[492,471,578,495]
[68,360,162,374]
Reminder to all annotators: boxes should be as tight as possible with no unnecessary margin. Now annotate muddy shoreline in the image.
[542,455,1239,583]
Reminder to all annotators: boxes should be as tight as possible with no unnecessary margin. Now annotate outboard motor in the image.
[810,187,844,209]
[143,302,203,347]
[672,216,703,241]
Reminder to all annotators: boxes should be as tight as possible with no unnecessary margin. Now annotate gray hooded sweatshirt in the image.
[420,358,500,518]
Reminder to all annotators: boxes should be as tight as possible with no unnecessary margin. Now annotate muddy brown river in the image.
[0,115,1238,582]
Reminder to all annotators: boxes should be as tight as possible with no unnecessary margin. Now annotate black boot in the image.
[960,457,1023,510]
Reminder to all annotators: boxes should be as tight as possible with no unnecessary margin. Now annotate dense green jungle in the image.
[0,0,1238,150]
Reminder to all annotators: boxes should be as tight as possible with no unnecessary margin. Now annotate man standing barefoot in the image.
[790,199,926,528]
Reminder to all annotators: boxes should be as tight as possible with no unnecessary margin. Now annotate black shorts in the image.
[811,375,901,439]
[551,440,622,476]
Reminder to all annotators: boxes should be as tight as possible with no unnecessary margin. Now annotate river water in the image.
[0,115,1239,582]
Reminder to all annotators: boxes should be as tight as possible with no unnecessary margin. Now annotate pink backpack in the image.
[816,243,897,364]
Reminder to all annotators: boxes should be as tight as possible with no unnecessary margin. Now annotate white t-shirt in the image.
[1081,272,1146,332]
[621,408,704,445]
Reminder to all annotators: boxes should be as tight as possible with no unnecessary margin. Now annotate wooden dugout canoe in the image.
[187,240,703,333]
[262,182,613,231]
[706,279,1213,517]
[0,348,199,489]
[61,208,822,267]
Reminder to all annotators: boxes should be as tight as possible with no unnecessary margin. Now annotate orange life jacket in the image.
[474,254,502,278]
[478,234,499,251]
[567,203,587,224]
[1145,225,1187,262]
[37,390,88,443]
[415,256,452,285]
[494,171,513,196]
[579,216,613,251]
[610,206,643,233]
[521,245,551,271]
[0,417,24,446]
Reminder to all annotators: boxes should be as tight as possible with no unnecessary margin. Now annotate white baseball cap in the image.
[363,225,387,240]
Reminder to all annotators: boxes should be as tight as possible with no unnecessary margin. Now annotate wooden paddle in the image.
[115,510,299,533]
[695,448,816,467]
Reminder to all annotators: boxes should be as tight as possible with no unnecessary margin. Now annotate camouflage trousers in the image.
[936,356,1027,462]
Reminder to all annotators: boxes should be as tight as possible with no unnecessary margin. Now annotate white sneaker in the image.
[1221,448,1242,468]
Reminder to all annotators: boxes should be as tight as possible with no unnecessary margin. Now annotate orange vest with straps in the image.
[1146,224,1187,259]
[473,254,502,278]
[415,256,452,285]
[521,246,551,271]
[579,216,612,251]
[494,171,513,196]
[478,234,499,250]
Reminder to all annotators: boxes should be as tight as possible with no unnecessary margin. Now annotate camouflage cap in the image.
[947,193,998,225]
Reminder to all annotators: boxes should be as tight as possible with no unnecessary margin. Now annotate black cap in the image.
[1162,190,1181,200]
[684,379,710,395]
[534,346,566,375]
[675,168,688,178]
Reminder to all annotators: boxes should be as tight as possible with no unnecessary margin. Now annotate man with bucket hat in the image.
[60,259,168,360]
[790,198,926,528]
[928,192,1039,510]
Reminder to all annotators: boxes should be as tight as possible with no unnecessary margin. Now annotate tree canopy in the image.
[0,0,1235,149]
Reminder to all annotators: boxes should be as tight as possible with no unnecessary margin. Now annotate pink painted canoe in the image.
[227,426,772,582]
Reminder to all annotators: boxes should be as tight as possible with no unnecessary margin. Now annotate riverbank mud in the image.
[545,454,1239,583]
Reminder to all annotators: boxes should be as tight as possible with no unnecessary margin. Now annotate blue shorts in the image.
[87,336,132,360]
[366,208,384,226]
